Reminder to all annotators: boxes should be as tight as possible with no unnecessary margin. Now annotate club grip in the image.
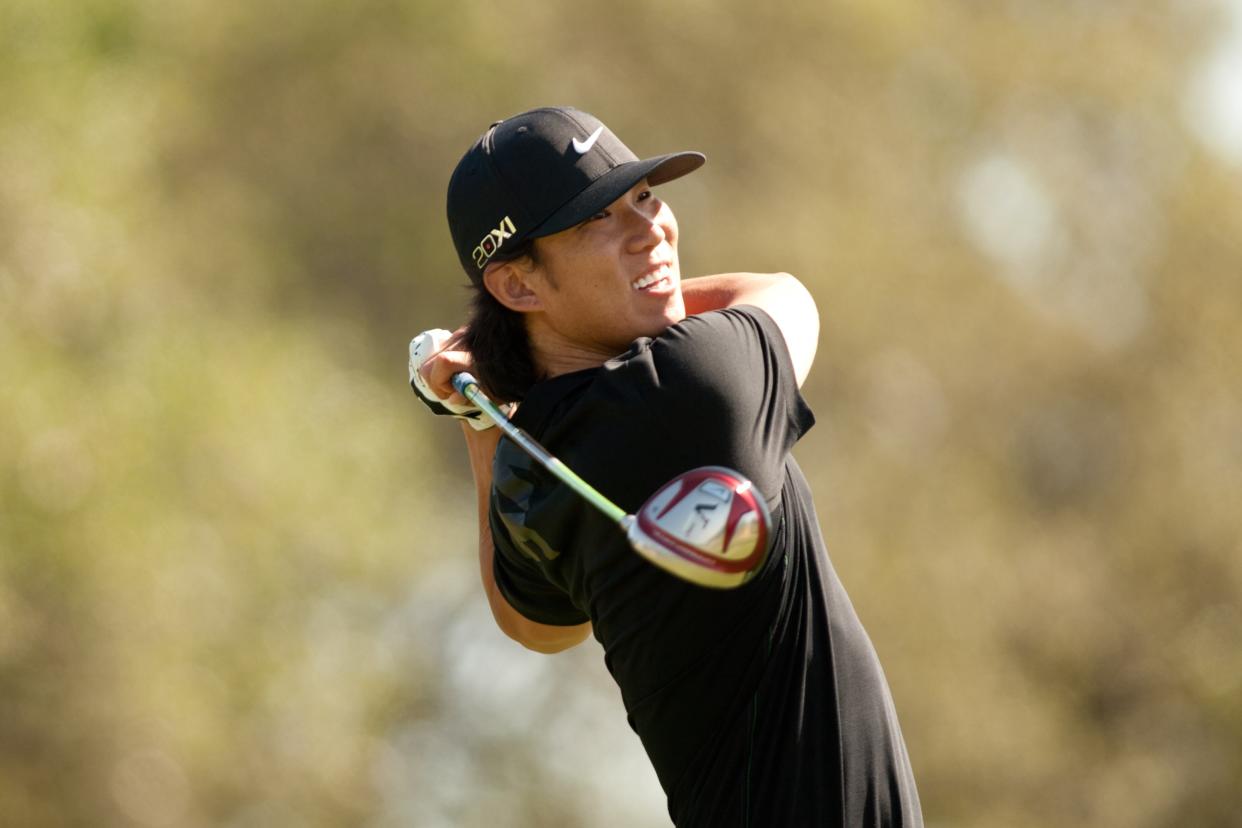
[451,371,508,427]
[452,372,479,397]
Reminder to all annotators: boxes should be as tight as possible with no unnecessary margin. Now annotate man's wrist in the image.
[462,419,503,462]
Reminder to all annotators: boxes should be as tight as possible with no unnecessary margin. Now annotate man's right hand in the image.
[408,327,498,431]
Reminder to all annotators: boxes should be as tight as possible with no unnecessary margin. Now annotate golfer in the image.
[411,107,922,827]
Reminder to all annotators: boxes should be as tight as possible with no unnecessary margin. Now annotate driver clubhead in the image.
[625,466,771,589]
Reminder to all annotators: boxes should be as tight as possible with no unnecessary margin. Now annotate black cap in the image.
[447,106,705,280]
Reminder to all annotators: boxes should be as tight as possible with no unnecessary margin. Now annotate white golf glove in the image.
[408,328,497,431]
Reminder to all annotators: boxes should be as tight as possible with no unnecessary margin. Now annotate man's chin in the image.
[643,297,688,338]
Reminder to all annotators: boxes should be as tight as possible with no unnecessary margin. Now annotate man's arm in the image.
[418,331,591,654]
[682,272,819,387]
[461,422,592,654]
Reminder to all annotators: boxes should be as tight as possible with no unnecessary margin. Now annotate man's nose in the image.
[626,210,667,252]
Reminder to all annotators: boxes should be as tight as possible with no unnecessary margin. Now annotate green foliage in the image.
[2,1,1240,825]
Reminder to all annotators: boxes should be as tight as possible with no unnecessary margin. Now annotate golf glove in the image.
[408,328,498,431]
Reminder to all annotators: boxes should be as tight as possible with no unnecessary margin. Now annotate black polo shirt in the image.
[489,307,922,827]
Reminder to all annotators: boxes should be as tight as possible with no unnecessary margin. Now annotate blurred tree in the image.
[2,0,1240,826]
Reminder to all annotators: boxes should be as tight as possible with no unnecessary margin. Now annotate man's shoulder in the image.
[605,306,783,379]
[510,368,597,434]
[662,305,781,344]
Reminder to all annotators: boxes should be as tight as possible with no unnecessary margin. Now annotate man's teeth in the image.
[633,267,670,290]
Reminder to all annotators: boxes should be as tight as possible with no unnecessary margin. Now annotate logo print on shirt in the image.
[495,454,563,563]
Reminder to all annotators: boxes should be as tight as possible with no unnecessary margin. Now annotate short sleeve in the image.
[638,305,815,497]
[488,447,592,626]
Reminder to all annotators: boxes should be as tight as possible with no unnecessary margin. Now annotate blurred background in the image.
[2,0,1240,825]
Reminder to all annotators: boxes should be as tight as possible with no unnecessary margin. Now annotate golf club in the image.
[452,372,771,589]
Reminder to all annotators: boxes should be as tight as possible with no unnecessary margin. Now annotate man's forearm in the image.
[463,422,503,530]
[682,272,793,316]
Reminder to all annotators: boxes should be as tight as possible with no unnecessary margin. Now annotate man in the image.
[411,107,922,826]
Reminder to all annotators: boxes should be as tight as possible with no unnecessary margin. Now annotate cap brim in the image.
[529,151,705,239]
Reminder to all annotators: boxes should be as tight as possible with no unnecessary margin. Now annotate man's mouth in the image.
[633,263,674,292]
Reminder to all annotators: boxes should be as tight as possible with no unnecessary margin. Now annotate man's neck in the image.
[530,336,620,379]
[524,315,626,379]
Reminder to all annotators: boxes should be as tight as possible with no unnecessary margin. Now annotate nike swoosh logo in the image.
[572,126,604,155]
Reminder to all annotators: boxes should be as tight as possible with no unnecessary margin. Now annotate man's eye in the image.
[637,190,652,202]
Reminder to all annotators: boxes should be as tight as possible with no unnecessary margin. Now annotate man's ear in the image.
[482,260,544,313]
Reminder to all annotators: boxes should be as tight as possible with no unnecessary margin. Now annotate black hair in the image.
[462,238,541,403]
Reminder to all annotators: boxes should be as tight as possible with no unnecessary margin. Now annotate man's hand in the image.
[408,327,505,430]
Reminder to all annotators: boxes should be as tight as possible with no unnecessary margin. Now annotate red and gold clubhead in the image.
[625,466,771,589]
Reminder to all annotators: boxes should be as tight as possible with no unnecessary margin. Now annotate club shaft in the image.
[453,373,628,525]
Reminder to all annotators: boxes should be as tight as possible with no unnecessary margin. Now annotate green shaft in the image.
[453,373,628,525]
